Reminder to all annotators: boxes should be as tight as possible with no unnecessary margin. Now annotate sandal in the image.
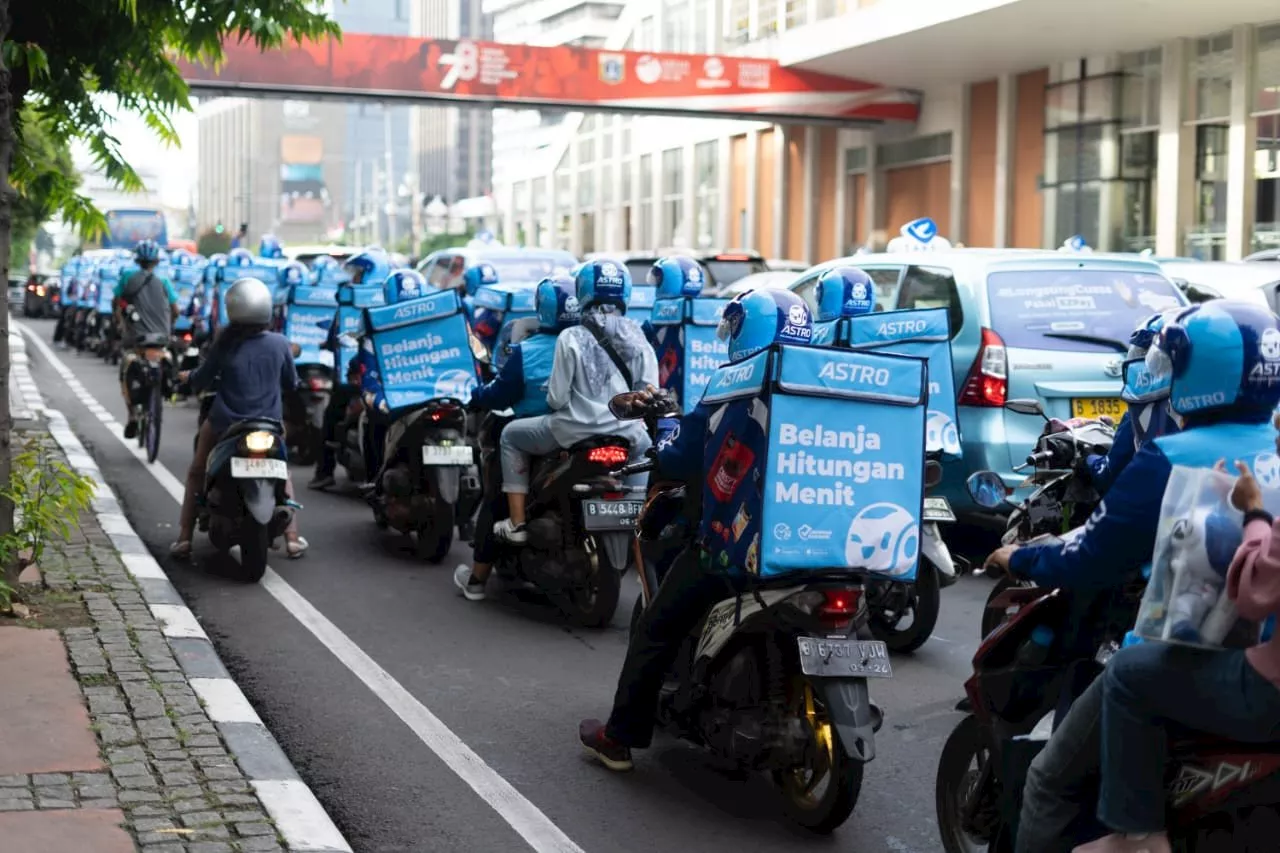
[286,537,309,559]
[169,540,192,559]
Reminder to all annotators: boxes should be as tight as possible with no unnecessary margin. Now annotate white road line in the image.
[19,322,590,853]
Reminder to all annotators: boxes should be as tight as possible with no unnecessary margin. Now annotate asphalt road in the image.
[20,317,998,853]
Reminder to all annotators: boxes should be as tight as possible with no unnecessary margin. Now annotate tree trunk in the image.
[0,0,16,586]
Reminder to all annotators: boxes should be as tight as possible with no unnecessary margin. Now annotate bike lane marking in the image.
[18,323,590,853]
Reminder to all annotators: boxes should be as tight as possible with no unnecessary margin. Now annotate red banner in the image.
[178,35,919,124]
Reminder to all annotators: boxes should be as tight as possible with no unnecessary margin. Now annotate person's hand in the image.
[177,370,190,384]
[1230,459,1265,513]
[983,544,1020,577]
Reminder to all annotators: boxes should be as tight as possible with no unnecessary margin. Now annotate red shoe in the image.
[579,719,633,771]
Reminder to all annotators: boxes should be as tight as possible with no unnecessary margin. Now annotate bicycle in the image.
[130,335,168,464]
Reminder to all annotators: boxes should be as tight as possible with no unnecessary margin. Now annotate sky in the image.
[71,102,200,210]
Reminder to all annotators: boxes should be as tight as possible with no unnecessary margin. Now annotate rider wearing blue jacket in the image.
[579,288,816,772]
[1005,300,1280,853]
[459,264,504,351]
[454,275,579,601]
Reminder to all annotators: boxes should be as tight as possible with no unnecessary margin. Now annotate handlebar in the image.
[613,459,655,478]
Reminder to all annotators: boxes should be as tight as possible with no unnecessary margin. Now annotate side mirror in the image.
[966,471,1007,508]
[609,393,644,420]
[337,333,359,349]
[1004,398,1046,418]
[924,459,944,489]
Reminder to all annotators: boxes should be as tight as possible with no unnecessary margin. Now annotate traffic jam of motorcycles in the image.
[38,219,1280,853]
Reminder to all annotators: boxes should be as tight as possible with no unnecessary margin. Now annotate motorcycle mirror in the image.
[966,471,1008,508]
[337,333,359,349]
[924,459,944,489]
[1004,398,1047,419]
[608,393,643,420]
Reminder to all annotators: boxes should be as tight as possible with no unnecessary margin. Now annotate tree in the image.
[0,1,341,572]
[10,105,76,271]
[195,228,231,258]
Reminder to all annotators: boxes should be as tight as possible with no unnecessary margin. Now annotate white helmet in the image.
[225,277,273,326]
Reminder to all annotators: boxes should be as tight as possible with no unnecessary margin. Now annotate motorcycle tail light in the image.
[819,588,861,618]
[586,445,628,467]
[244,431,276,453]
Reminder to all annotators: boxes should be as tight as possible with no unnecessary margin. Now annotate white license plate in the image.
[582,499,644,531]
[185,347,200,357]
[923,496,955,522]
[229,457,288,479]
[797,637,893,678]
[422,444,473,466]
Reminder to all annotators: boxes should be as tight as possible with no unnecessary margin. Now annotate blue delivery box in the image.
[651,297,732,413]
[698,344,928,581]
[285,285,338,368]
[363,288,479,412]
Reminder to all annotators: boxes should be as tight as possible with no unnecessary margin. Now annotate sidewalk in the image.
[2,333,350,853]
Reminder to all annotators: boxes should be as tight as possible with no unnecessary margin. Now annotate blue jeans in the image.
[1098,642,1280,833]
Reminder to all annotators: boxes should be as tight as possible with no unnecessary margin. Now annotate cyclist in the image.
[115,239,180,438]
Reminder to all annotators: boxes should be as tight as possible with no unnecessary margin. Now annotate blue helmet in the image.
[1148,300,1280,418]
[383,270,430,304]
[259,234,284,259]
[461,263,499,296]
[279,261,309,288]
[170,249,195,267]
[647,256,705,298]
[535,275,581,332]
[815,266,877,322]
[227,247,254,267]
[135,239,161,264]
[717,289,813,362]
[343,247,390,286]
[574,258,632,312]
[313,255,339,272]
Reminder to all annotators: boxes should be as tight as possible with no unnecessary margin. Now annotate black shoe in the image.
[124,420,139,439]
[579,719,633,771]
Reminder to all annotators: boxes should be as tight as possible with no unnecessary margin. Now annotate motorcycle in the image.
[169,330,202,400]
[376,396,472,562]
[283,362,332,467]
[197,419,295,583]
[934,473,1280,851]
[613,390,886,834]
[478,409,638,628]
[865,453,966,653]
[974,398,1117,638]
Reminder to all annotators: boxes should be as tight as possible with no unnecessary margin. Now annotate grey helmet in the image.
[225,277,273,326]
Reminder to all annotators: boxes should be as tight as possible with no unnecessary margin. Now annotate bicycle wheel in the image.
[146,377,163,463]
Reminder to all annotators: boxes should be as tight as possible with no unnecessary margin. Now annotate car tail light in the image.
[586,445,629,466]
[958,327,1008,408]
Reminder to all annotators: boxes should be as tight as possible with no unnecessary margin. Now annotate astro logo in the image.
[780,303,812,342]
[563,296,581,317]
[851,282,867,301]
[433,369,476,402]
[1254,452,1280,490]
[788,304,807,326]
[926,410,962,455]
[904,217,938,244]
[845,503,919,576]
[601,262,620,279]
[1263,328,1280,361]
[773,523,792,541]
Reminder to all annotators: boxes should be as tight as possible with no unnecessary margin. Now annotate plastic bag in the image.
[1134,465,1273,648]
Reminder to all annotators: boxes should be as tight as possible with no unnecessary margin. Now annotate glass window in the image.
[692,0,709,51]
[532,177,547,213]
[1120,131,1156,180]
[1052,124,1105,182]
[1051,181,1102,247]
[640,154,653,201]
[1191,32,1233,121]
[897,266,963,338]
[985,269,1182,352]
[603,165,614,206]
[662,148,683,196]
[662,148,684,245]
[816,0,849,19]
[1045,83,1079,129]
[1257,113,1280,242]
[602,131,613,160]
[693,141,718,251]
[578,137,595,165]
[876,133,951,168]
[845,147,868,173]
[1258,23,1280,114]
[556,172,570,208]
[726,0,750,44]
[637,15,655,50]
[622,162,633,203]
[758,0,778,36]
[579,170,594,208]
[1122,48,1162,129]
[785,0,807,29]
[663,0,688,51]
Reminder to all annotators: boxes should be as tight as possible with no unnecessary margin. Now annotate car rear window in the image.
[483,254,576,284]
[704,257,768,287]
[625,260,656,283]
[986,269,1183,352]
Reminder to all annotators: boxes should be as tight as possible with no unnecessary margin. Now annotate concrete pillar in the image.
[717,134,732,248]
[1155,40,1194,256]
[803,125,819,264]
[545,169,558,250]
[522,182,535,249]
[993,74,1016,248]
[864,137,882,246]
[651,143,664,247]
[773,126,788,259]
[950,85,971,246]
[568,138,582,257]
[630,153,642,249]
[1226,25,1257,261]
[612,152,625,249]
[502,182,517,246]
[834,131,850,256]
[745,129,759,249]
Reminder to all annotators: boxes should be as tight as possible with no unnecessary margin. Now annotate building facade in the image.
[494,0,1280,262]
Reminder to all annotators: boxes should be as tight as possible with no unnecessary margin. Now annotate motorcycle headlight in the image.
[244,431,275,452]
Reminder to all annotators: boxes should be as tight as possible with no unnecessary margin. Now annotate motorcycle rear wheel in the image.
[869,558,941,654]
[773,680,864,834]
[236,521,269,583]
[416,502,455,564]
[936,713,999,853]
[560,540,621,629]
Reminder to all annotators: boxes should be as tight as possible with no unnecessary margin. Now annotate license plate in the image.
[229,457,288,479]
[582,499,644,531]
[1070,397,1127,420]
[185,347,200,357]
[797,637,893,678]
[923,496,955,522]
[422,444,473,466]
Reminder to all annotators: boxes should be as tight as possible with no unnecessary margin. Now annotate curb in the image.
[10,327,352,853]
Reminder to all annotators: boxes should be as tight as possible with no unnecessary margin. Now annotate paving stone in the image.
[0,788,30,800]
[0,776,28,788]
[188,743,226,755]
[180,810,224,828]
[137,844,183,853]
[187,843,233,853]
[35,798,76,809]
[78,785,118,801]
[30,773,70,786]
[167,785,204,800]
[118,789,162,804]
[190,825,230,841]
[72,772,111,787]
[236,838,283,852]
[0,799,34,811]
[111,762,151,779]
[207,781,250,795]
[138,831,185,845]
[213,794,257,808]
[161,772,199,787]
[80,798,118,809]
[127,804,169,818]
[200,764,242,781]
[131,816,177,832]
[33,785,74,801]
[234,821,275,838]
[106,745,148,764]
[173,797,213,813]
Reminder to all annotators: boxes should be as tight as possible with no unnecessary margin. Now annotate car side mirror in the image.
[965,471,1007,508]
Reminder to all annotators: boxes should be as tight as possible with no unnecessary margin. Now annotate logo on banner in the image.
[636,55,662,85]
[704,57,724,79]
[599,53,625,84]
[439,41,479,89]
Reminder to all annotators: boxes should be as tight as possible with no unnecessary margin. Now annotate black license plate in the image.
[797,637,893,678]
[582,499,644,531]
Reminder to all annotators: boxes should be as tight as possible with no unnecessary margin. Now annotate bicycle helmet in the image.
[134,239,161,264]
[574,257,632,313]
[1148,300,1280,417]
[343,247,391,286]
[224,277,273,326]
[647,256,706,298]
[535,275,580,332]
[383,270,430,304]
[461,263,499,296]
[717,289,813,362]
[259,234,284,259]
[815,266,877,321]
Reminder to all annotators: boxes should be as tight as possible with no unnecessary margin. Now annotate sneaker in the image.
[494,518,528,544]
[453,564,486,601]
[579,719,633,771]
[308,474,336,490]
[124,420,139,439]
[1073,832,1171,853]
